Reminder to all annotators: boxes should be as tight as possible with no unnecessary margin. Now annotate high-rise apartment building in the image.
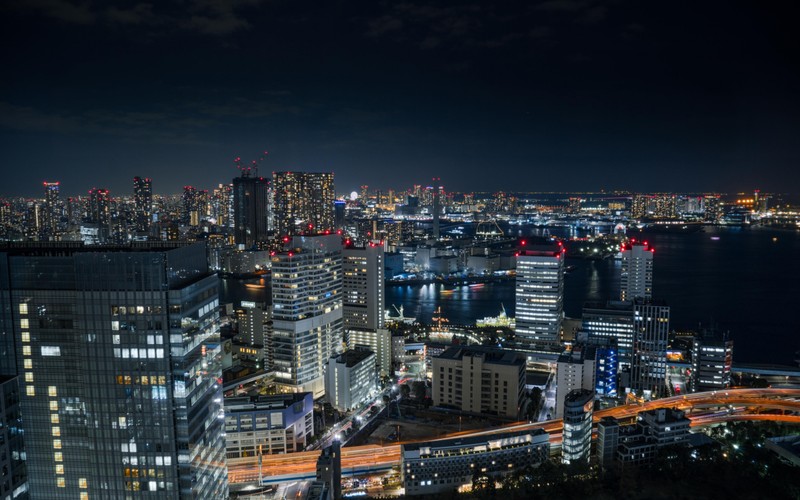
[133,176,152,234]
[631,299,670,398]
[41,181,60,240]
[653,194,677,218]
[515,244,565,347]
[271,235,343,396]
[87,188,111,241]
[273,172,334,237]
[343,244,385,331]
[0,242,228,498]
[620,241,653,301]
[704,195,721,222]
[233,174,270,248]
[631,194,648,219]
[212,183,233,228]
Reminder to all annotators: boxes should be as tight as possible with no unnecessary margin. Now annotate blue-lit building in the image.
[595,347,618,397]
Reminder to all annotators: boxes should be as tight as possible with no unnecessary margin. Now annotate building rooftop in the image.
[564,388,594,406]
[437,345,525,366]
[519,244,563,257]
[224,392,312,412]
[334,349,375,368]
[557,345,597,364]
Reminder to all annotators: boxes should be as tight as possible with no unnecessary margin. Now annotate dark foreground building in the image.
[0,242,227,499]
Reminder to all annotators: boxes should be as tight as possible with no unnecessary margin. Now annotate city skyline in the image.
[2,2,800,196]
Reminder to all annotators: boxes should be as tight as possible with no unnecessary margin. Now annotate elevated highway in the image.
[228,388,800,485]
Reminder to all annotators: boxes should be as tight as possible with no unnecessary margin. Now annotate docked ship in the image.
[476,304,515,329]
[384,305,417,325]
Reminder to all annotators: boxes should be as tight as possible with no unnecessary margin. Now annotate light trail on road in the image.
[228,388,800,484]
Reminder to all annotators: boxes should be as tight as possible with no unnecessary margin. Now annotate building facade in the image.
[233,174,270,248]
[432,346,525,419]
[273,172,335,237]
[620,241,653,301]
[515,244,565,347]
[224,393,314,459]
[342,244,385,331]
[271,235,343,397]
[561,389,594,465]
[690,335,733,393]
[401,430,550,496]
[133,177,152,234]
[631,300,670,398]
[346,328,392,377]
[555,346,596,419]
[0,375,28,500]
[324,350,377,412]
[0,242,228,499]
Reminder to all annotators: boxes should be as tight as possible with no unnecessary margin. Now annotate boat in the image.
[476,304,515,329]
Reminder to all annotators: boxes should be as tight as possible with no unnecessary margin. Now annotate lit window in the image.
[26,386,35,396]
[21,332,30,342]
[20,318,29,329]
[19,303,28,315]
[55,464,64,474]
[79,478,88,489]
[57,478,65,487]
[25,372,33,382]
[22,346,31,356]
[54,452,63,462]
[48,386,58,397]
[50,401,59,411]
[80,493,88,500]
[53,439,62,449]
[52,427,61,437]
[24,359,32,369]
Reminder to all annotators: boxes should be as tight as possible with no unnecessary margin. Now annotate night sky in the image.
[2,1,799,197]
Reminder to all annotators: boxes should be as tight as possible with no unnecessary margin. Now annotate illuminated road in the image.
[228,388,800,484]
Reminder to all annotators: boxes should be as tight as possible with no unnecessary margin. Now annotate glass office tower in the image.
[0,242,227,499]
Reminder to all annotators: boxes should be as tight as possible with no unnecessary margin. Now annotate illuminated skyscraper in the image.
[41,181,60,240]
[0,242,228,498]
[88,188,111,242]
[273,172,334,237]
[631,194,648,219]
[620,240,654,301]
[232,174,270,248]
[515,244,565,347]
[133,176,152,233]
[343,243,385,331]
[212,183,233,228]
[631,299,670,398]
[271,234,343,396]
[181,186,197,226]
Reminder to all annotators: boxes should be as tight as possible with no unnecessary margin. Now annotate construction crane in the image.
[233,150,269,177]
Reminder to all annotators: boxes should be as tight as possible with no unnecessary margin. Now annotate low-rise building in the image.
[325,350,378,412]
[604,408,691,469]
[401,430,550,496]
[224,393,314,459]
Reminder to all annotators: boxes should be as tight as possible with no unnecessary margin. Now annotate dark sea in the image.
[384,226,800,366]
